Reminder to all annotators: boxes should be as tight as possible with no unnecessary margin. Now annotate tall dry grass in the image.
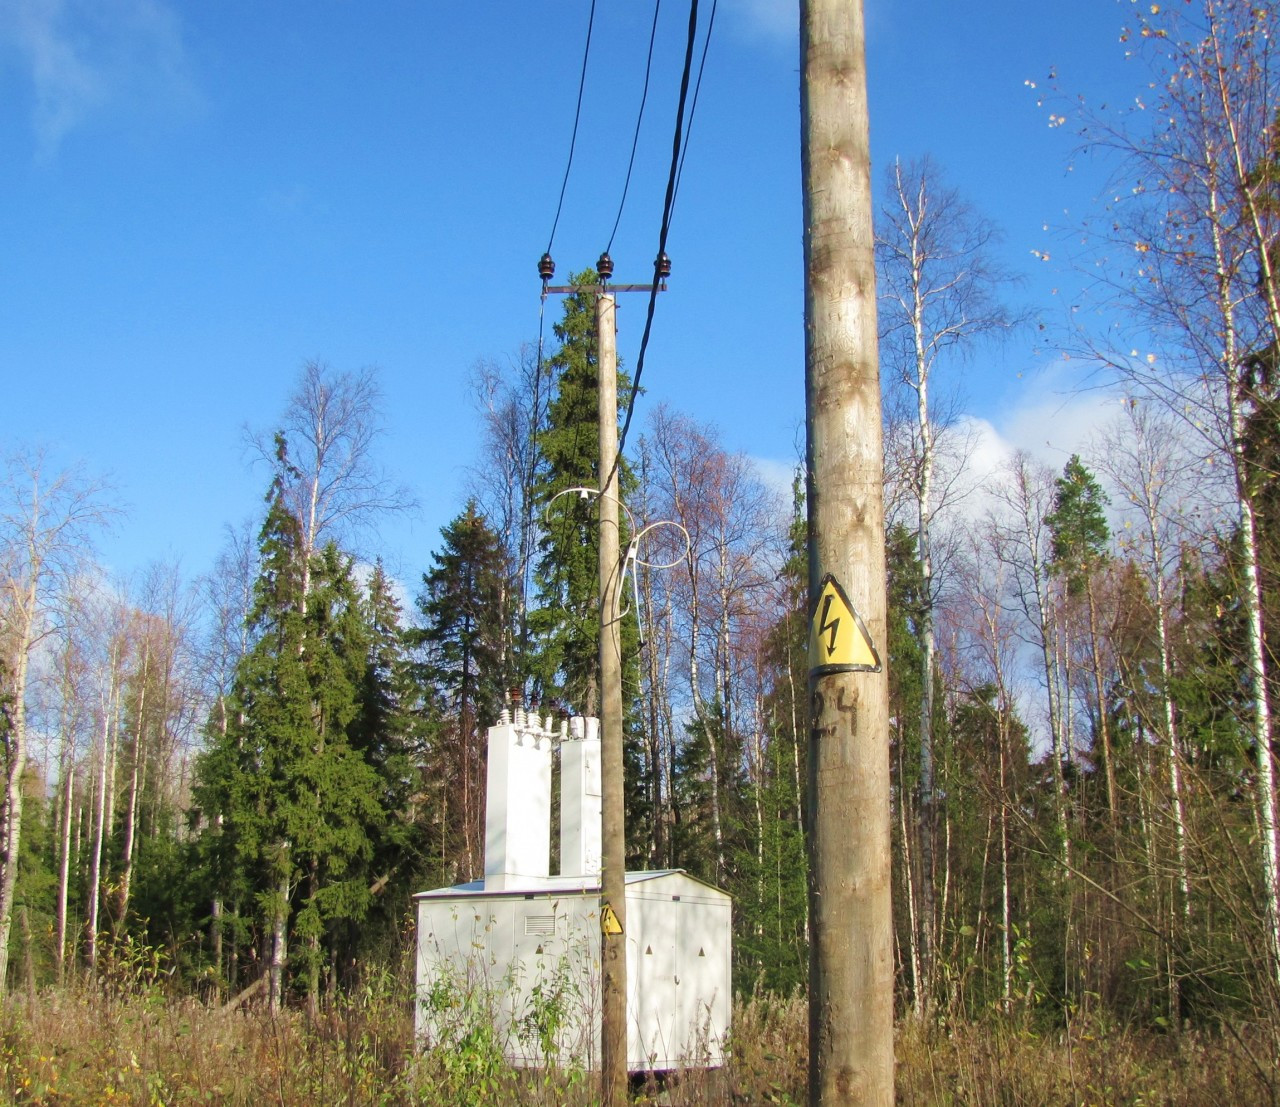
[0,965,1275,1105]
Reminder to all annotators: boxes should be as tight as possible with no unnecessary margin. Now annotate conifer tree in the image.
[194,493,380,1009]
[529,271,638,715]
[527,276,652,864]
[745,474,811,989]
[356,565,419,828]
[1047,455,1118,825]
[1047,456,1111,596]
[414,502,509,881]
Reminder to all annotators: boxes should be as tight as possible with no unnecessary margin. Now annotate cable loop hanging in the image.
[628,520,691,571]
[620,519,689,638]
[544,486,637,533]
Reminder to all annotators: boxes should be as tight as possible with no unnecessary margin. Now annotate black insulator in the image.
[654,251,672,280]
[596,251,614,281]
[538,253,555,282]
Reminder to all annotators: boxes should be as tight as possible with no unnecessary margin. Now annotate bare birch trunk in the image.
[0,575,37,995]
[117,641,149,930]
[1086,582,1118,831]
[86,648,120,969]
[56,763,74,984]
[686,557,725,881]
[999,713,1012,1010]
[268,864,289,1011]
[1212,204,1280,987]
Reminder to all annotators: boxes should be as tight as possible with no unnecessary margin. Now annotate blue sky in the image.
[0,0,1142,588]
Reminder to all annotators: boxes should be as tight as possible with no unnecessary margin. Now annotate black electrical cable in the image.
[545,0,598,256]
[610,0,701,479]
[540,0,599,588]
[606,0,663,255]
[671,0,718,215]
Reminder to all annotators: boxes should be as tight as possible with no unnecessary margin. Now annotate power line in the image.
[537,0,598,609]
[612,0,703,473]
[606,0,664,255]
[545,0,598,256]
[672,0,718,216]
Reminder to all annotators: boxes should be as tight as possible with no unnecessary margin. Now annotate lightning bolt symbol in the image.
[819,594,840,656]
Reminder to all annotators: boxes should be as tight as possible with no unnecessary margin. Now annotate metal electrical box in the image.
[413,709,731,1072]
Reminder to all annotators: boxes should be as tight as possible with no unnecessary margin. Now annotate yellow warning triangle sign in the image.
[808,574,881,675]
[600,902,623,936]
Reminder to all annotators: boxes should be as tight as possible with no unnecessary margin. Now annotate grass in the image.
[0,973,1276,1105]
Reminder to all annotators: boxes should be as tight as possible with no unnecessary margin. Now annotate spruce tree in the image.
[528,271,639,715]
[292,542,383,1001]
[1046,455,1118,824]
[526,275,652,863]
[353,561,417,812]
[332,560,422,965]
[414,501,510,881]
[1047,455,1111,595]
[194,494,381,1008]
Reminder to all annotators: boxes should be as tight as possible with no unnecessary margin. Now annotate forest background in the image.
[5,0,1280,1102]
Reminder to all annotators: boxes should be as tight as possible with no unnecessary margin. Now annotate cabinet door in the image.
[676,900,729,1065]
[628,895,678,1070]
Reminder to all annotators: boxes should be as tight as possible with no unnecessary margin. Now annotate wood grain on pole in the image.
[800,1,895,1103]
[596,290,628,1105]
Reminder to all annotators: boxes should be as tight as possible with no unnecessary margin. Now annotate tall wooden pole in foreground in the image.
[800,1,894,1103]
[595,288,628,1106]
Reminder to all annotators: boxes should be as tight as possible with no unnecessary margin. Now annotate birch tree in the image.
[468,350,553,684]
[1079,0,1280,986]
[876,156,1017,1010]
[0,451,113,995]
[234,362,409,1007]
[1097,401,1207,921]
[246,361,412,609]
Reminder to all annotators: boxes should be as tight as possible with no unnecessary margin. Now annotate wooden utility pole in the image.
[595,286,628,1106]
[800,1,894,1104]
[539,252,668,1105]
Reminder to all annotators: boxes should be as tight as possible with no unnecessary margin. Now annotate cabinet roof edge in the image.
[412,868,731,901]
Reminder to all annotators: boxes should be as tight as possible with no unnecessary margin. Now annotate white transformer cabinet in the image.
[413,709,731,1072]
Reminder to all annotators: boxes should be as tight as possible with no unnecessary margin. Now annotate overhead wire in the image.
[529,3,720,708]
[535,0,599,684]
[535,0,714,569]
[671,0,718,215]
[537,0,598,500]
[544,0,598,257]
[606,0,663,255]
[608,0,705,488]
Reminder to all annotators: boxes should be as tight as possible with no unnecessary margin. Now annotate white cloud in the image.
[725,0,797,45]
[943,371,1125,498]
[997,387,1127,472]
[749,454,799,504]
[2,0,195,158]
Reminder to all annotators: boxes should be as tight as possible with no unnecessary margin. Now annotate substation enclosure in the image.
[413,709,732,1071]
